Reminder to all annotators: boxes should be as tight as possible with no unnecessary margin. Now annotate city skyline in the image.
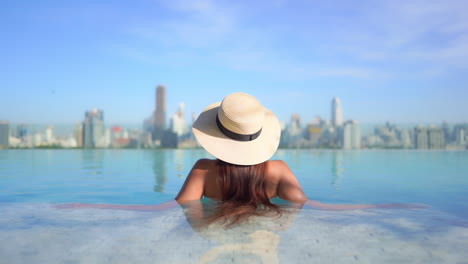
[0,85,464,129]
[3,91,466,150]
[2,0,468,124]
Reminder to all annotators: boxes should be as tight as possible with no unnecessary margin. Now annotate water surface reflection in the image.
[81,150,104,175]
[331,151,344,188]
[180,200,302,264]
[152,150,167,193]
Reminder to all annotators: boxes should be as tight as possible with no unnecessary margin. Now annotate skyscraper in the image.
[398,129,412,148]
[342,120,361,149]
[45,126,54,143]
[74,122,84,147]
[454,124,468,145]
[428,127,445,149]
[414,127,429,149]
[17,124,28,139]
[0,121,9,148]
[331,97,344,127]
[414,126,445,149]
[288,114,302,136]
[153,85,167,141]
[456,128,465,145]
[83,109,105,148]
[170,103,187,136]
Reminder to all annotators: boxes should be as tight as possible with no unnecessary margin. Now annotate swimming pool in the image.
[1,149,467,263]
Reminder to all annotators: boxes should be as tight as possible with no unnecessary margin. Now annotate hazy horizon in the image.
[5,122,462,138]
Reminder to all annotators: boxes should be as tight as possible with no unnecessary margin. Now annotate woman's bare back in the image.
[176,159,307,204]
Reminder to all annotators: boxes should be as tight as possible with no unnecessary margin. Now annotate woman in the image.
[59,92,425,221]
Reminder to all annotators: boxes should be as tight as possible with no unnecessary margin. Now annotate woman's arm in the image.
[276,160,308,204]
[305,200,429,210]
[55,200,179,211]
[305,200,375,210]
[175,159,209,204]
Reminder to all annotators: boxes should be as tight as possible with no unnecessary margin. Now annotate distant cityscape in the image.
[0,85,467,150]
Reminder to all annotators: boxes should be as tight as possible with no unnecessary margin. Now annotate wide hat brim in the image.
[192,102,281,165]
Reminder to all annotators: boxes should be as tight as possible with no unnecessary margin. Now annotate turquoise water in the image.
[1,149,468,263]
[0,149,467,218]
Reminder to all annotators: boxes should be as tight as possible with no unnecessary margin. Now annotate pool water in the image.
[1,149,468,263]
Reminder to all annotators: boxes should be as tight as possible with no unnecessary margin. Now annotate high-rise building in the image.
[74,122,84,147]
[454,124,468,145]
[98,127,111,148]
[45,126,54,143]
[0,121,9,148]
[331,97,344,127]
[33,133,43,147]
[428,127,445,149]
[83,109,105,148]
[414,126,445,149]
[280,114,304,148]
[414,127,429,149]
[342,120,361,149]
[17,124,28,140]
[456,128,465,145]
[398,129,412,148]
[305,124,322,145]
[153,85,167,141]
[170,103,187,136]
[288,114,302,136]
[442,122,452,143]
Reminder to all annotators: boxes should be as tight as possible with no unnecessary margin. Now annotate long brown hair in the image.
[207,159,281,226]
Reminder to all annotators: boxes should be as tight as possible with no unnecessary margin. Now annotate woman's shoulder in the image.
[268,160,291,171]
[192,159,291,172]
[192,158,218,169]
[267,160,297,181]
[269,160,307,203]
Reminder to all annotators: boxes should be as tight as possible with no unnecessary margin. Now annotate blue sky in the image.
[1,0,467,125]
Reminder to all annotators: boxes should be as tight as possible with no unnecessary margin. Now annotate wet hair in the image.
[207,159,282,226]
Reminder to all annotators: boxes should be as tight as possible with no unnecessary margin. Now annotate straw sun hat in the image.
[192,92,281,165]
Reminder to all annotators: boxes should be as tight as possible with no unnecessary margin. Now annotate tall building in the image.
[454,124,468,145]
[331,97,344,127]
[170,103,187,136]
[342,120,361,149]
[0,121,9,148]
[281,114,303,147]
[305,124,322,145]
[45,126,54,143]
[74,122,84,147]
[414,126,445,149]
[398,129,412,148]
[414,127,429,149]
[442,122,452,143]
[99,127,111,148]
[288,114,302,136]
[33,133,43,147]
[153,85,167,141]
[17,124,28,139]
[83,109,105,148]
[428,127,445,149]
[456,128,465,145]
